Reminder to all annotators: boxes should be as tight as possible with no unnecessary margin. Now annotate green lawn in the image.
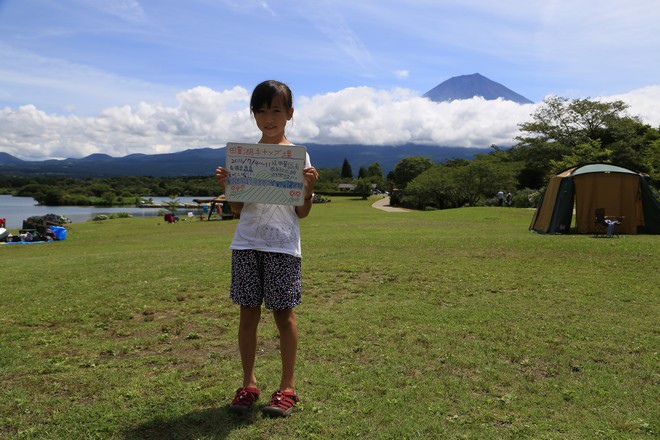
[1,197,658,439]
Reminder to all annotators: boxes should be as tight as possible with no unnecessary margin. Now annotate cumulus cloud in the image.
[602,85,660,127]
[394,70,410,79]
[292,87,535,147]
[1,84,659,161]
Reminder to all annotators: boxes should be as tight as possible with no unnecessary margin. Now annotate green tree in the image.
[402,166,450,209]
[403,156,517,209]
[16,183,49,201]
[606,116,660,178]
[100,191,116,206]
[89,183,113,197]
[549,139,612,173]
[355,179,372,200]
[511,96,658,188]
[391,156,435,189]
[448,159,515,207]
[315,167,342,192]
[42,188,66,206]
[162,195,182,213]
[643,139,660,183]
[367,162,383,178]
[341,158,353,179]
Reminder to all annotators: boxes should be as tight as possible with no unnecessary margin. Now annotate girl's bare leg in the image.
[238,306,261,388]
[273,308,298,391]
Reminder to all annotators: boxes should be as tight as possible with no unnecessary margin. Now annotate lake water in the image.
[0,195,211,229]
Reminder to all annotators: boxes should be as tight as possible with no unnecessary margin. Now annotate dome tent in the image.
[529,163,660,234]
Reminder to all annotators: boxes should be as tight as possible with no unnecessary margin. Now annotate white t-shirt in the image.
[230,152,311,258]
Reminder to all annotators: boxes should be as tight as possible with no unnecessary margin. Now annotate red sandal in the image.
[262,390,300,417]
[229,387,260,414]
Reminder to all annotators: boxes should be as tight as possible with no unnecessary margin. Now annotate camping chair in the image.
[594,208,620,237]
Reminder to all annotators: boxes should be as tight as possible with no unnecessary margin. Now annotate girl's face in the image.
[254,94,293,144]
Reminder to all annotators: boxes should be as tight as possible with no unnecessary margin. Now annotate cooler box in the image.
[51,226,67,240]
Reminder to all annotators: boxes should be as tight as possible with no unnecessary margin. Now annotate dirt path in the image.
[371,196,411,212]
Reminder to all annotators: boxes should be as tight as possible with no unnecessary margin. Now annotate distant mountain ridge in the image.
[0,144,491,178]
[0,152,25,165]
[424,73,533,104]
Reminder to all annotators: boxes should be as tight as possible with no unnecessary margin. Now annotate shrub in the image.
[389,189,404,206]
[484,189,540,208]
[484,197,498,207]
[513,188,541,208]
[109,212,132,219]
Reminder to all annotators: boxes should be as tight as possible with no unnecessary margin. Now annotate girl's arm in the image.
[214,166,244,213]
[295,167,319,219]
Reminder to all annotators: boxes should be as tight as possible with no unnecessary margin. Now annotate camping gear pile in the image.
[1,214,69,243]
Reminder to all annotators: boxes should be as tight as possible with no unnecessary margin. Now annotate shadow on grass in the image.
[123,404,257,440]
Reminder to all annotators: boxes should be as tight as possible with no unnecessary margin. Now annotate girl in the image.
[215,80,318,417]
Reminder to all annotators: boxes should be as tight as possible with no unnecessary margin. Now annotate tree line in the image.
[0,175,220,206]
[1,97,658,209]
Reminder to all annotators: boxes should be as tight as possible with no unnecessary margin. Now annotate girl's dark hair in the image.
[250,80,293,116]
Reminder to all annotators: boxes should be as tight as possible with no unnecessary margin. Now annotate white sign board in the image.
[225,142,307,206]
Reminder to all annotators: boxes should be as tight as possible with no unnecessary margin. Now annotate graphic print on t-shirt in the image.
[237,204,297,249]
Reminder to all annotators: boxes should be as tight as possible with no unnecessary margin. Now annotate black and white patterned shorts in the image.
[230,249,302,310]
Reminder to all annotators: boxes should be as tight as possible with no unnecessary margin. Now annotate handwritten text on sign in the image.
[225,142,307,206]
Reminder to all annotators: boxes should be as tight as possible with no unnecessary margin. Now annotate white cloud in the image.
[602,86,660,127]
[259,1,276,16]
[394,70,410,79]
[82,0,147,23]
[292,87,535,147]
[0,43,179,115]
[1,84,659,162]
[301,2,374,72]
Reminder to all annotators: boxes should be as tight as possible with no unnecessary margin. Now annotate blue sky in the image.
[1,0,659,161]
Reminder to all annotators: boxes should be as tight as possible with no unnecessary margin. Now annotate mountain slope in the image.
[0,144,491,177]
[0,152,25,165]
[424,73,533,104]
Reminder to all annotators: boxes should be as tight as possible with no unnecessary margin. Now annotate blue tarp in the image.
[2,239,55,245]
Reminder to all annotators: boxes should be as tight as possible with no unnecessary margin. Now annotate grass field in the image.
[1,197,658,439]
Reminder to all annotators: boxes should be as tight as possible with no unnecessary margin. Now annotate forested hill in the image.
[0,144,490,177]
